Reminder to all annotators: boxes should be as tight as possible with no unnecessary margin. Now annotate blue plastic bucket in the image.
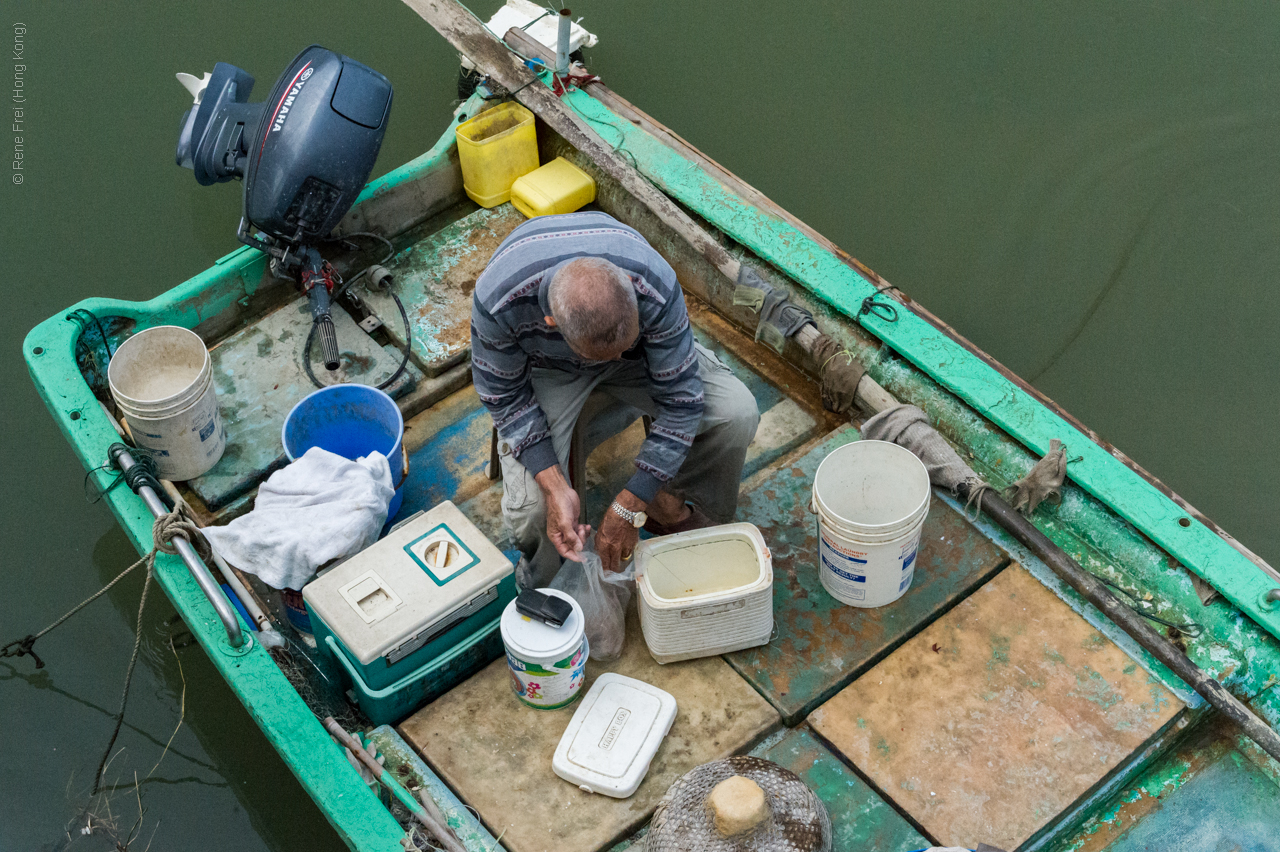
[281,385,406,518]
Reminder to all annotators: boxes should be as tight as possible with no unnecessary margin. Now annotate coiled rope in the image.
[2,507,209,794]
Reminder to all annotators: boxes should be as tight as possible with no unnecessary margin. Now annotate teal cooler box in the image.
[303,501,516,724]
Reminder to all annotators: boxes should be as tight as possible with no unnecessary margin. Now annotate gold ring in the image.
[621,550,633,561]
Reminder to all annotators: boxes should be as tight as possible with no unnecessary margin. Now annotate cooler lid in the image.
[302,501,512,665]
[552,673,677,798]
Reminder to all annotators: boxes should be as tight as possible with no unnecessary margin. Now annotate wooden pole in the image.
[323,717,467,852]
[402,0,894,415]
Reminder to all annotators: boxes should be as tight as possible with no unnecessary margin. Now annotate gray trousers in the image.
[499,343,760,587]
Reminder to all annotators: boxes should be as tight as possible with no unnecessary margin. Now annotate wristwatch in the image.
[610,500,648,529]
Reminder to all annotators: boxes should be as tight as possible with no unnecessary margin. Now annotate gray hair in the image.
[548,257,639,355]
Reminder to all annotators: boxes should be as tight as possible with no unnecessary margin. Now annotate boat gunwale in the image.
[21,92,492,852]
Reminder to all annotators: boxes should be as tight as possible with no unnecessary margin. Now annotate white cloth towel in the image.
[203,447,395,590]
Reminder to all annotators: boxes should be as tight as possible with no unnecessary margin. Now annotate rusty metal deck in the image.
[727,428,1012,725]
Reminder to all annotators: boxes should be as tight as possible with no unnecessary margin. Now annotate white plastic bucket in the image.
[500,588,588,710]
[107,325,225,481]
[812,440,931,608]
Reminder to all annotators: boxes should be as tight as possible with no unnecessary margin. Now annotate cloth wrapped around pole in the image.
[732,265,814,354]
[860,404,988,498]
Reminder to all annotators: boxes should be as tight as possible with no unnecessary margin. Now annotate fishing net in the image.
[646,756,831,852]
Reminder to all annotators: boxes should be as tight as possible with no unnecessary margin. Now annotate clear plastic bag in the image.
[550,537,634,662]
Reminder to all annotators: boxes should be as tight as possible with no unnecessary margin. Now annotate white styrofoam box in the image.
[552,673,677,798]
[636,523,774,664]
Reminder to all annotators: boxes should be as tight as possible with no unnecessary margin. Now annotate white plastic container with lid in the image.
[811,440,932,608]
[636,523,774,665]
[500,588,588,710]
[552,673,677,798]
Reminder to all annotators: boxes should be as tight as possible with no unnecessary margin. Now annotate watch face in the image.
[633,511,648,528]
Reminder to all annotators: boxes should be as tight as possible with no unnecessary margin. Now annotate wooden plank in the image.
[189,297,412,509]
[399,604,779,852]
[728,428,1010,725]
[361,204,525,377]
[809,563,1185,850]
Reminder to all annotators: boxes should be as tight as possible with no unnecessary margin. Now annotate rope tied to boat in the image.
[1,505,209,793]
[857,285,899,326]
[91,507,208,795]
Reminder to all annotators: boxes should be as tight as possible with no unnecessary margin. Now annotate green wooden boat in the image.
[24,12,1280,852]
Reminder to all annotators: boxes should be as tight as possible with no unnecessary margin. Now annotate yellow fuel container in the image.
[455,102,539,208]
[510,157,597,218]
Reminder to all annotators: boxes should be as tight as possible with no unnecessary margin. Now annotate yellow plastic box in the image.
[455,102,539,208]
[510,157,597,218]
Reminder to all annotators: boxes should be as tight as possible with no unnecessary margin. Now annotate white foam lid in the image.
[552,673,677,798]
[500,588,583,662]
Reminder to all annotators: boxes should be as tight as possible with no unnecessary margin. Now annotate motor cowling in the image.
[175,45,392,245]
[244,45,391,244]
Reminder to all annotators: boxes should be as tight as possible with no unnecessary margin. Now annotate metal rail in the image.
[112,447,246,648]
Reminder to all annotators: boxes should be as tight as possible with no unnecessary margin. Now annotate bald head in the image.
[547,257,640,360]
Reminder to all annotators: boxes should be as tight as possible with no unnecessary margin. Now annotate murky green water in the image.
[2,1,1277,849]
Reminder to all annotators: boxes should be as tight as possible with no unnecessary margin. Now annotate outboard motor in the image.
[174,45,392,371]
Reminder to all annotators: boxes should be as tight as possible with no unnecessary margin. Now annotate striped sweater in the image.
[470,211,703,503]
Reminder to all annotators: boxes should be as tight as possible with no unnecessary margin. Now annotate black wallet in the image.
[515,588,573,628]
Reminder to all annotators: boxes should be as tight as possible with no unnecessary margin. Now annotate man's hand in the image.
[597,490,644,573]
[535,466,591,562]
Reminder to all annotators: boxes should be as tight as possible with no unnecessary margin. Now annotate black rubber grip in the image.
[316,315,340,371]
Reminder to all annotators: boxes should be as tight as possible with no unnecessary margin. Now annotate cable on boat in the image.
[66,308,117,404]
[305,232,415,391]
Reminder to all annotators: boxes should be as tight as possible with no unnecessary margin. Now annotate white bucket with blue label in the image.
[812,440,931,608]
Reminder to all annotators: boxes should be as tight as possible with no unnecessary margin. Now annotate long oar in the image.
[405,0,1280,763]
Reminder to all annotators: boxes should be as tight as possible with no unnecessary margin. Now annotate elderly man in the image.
[471,211,759,582]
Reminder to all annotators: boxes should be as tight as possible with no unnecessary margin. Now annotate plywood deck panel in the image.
[398,605,780,852]
[809,564,1185,850]
[362,204,525,377]
[728,428,1011,724]
[189,298,413,509]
